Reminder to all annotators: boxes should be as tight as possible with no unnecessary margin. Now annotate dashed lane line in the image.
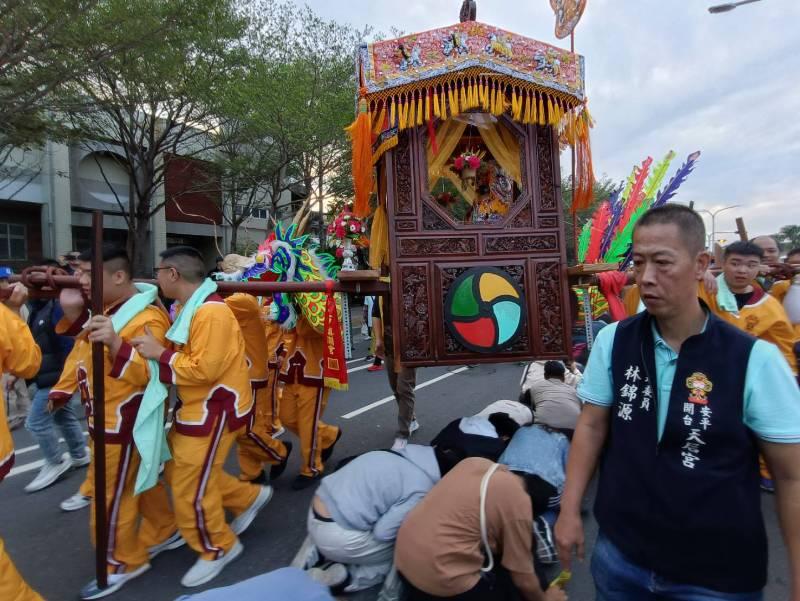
[340,367,470,420]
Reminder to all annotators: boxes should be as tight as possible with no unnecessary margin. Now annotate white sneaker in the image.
[71,451,91,468]
[148,530,186,559]
[409,419,420,435]
[231,485,273,535]
[181,540,243,587]
[391,438,408,451]
[60,493,92,512]
[79,563,150,599]
[25,456,72,493]
[272,426,285,438]
[308,562,349,588]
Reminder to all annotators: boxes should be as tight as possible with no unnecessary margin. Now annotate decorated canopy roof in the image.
[358,21,585,104]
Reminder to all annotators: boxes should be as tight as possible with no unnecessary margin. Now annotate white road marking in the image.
[347,364,373,375]
[15,432,89,456]
[9,458,47,477]
[346,357,366,365]
[341,367,470,419]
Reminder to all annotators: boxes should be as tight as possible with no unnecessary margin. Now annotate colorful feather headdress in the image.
[577,150,702,268]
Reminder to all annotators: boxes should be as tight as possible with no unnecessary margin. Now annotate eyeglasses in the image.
[65,253,80,260]
[152,266,175,277]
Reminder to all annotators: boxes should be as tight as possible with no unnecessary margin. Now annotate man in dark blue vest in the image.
[555,204,800,600]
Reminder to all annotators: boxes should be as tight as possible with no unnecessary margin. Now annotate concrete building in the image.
[0,140,305,272]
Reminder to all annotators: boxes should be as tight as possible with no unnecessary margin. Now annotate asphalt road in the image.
[1,329,792,601]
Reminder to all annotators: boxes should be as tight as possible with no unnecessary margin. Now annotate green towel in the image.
[108,283,172,495]
[166,278,218,345]
[715,273,739,314]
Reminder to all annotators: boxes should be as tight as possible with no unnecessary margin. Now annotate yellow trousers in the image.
[86,441,176,574]
[265,367,283,435]
[166,418,259,560]
[0,537,42,601]
[279,385,338,477]
[237,386,288,482]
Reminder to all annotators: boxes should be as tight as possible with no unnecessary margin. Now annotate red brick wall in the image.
[164,154,222,225]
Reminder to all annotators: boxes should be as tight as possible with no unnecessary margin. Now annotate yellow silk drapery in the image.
[369,161,390,269]
[479,121,522,185]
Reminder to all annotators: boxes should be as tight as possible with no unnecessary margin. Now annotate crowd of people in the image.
[2,204,800,601]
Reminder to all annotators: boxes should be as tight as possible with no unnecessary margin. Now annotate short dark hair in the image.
[724,241,764,261]
[544,360,566,379]
[787,248,800,260]
[634,204,706,256]
[39,258,62,268]
[78,244,132,276]
[487,412,521,439]
[160,246,206,283]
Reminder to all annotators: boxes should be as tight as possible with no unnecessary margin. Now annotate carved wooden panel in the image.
[536,126,556,211]
[385,121,570,367]
[394,130,415,216]
[422,203,452,231]
[399,237,477,257]
[484,234,557,255]
[399,264,432,361]
[534,261,567,354]
[507,205,532,229]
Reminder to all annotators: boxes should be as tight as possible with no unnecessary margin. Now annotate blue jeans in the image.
[591,533,763,601]
[25,386,87,465]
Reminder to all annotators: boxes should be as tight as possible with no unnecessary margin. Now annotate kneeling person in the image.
[395,457,566,601]
[306,444,446,593]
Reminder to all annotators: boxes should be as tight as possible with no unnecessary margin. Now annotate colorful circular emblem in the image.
[444,267,526,353]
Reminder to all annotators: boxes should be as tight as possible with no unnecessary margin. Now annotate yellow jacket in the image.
[158,293,253,435]
[699,285,798,374]
[0,304,42,480]
[49,303,170,443]
[225,294,269,386]
[278,317,324,388]
[769,280,800,337]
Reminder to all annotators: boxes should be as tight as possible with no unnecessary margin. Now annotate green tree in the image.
[778,225,800,251]
[561,174,617,264]
[62,0,249,275]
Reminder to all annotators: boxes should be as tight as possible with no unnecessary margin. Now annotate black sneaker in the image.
[270,441,293,481]
[321,429,343,463]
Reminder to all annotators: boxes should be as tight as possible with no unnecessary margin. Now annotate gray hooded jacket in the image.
[315,444,440,542]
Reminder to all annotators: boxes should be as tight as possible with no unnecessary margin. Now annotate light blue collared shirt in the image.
[579,319,800,443]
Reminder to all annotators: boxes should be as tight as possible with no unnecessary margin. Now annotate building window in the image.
[251,207,268,220]
[0,223,26,260]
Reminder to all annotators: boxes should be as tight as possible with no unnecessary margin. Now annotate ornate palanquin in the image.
[353,17,590,367]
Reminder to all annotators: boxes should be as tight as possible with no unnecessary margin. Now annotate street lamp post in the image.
[708,0,764,14]
[696,205,742,248]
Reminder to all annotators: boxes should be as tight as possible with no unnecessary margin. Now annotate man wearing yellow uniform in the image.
[132,247,271,588]
[698,241,798,374]
[48,246,181,599]
[0,283,43,601]
[279,316,342,490]
[224,293,291,483]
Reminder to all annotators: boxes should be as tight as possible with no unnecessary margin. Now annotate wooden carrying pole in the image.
[5,274,391,300]
[90,211,109,591]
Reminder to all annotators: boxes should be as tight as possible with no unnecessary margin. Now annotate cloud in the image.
[301,0,800,237]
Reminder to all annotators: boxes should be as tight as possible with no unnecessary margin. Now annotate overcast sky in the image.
[300,0,799,240]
